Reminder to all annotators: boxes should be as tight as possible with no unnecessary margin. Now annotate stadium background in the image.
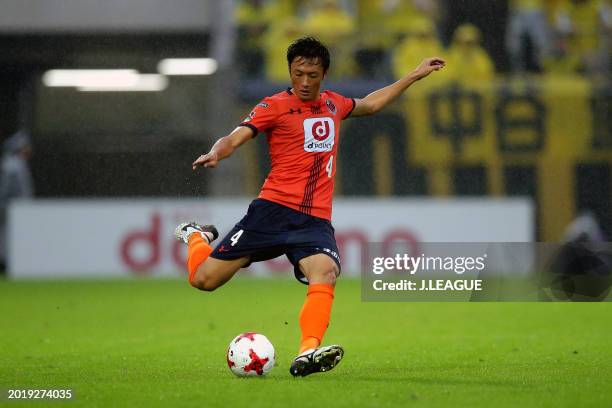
[0,0,609,246]
[1,1,611,406]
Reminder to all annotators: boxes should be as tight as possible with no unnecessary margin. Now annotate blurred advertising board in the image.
[8,198,532,278]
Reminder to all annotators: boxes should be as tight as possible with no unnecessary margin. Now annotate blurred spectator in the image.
[506,0,551,72]
[235,0,297,77]
[302,0,356,39]
[543,29,583,75]
[392,18,446,87]
[235,0,297,27]
[563,210,607,243]
[600,0,612,74]
[0,130,34,272]
[262,17,304,82]
[446,24,495,85]
[356,0,440,43]
[302,0,357,77]
[354,0,439,78]
[552,0,605,75]
[548,210,611,301]
[354,0,395,78]
[383,0,440,41]
[234,0,268,76]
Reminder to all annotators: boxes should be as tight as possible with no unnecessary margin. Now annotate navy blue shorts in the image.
[210,199,341,284]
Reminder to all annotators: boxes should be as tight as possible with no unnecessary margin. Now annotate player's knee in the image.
[318,265,338,286]
[330,264,340,283]
[190,273,219,292]
[326,271,337,286]
[301,255,340,286]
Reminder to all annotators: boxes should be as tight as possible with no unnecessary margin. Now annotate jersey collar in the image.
[287,87,324,105]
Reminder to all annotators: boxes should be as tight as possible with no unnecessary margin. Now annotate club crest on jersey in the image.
[326,99,337,115]
[243,110,256,122]
[303,117,334,152]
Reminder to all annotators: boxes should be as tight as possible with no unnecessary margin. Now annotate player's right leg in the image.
[175,222,249,291]
[289,254,343,377]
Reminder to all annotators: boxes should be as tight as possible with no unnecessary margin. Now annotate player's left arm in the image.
[350,57,445,117]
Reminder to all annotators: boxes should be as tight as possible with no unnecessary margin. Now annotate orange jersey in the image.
[239,88,355,220]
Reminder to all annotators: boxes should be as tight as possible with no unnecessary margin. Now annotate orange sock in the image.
[187,234,213,286]
[298,283,335,354]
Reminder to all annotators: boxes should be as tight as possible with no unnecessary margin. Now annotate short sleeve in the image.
[341,96,356,119]
[238,97,278,137]
[327,91,355,120]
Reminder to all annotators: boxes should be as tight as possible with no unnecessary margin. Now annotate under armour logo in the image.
[289,108,302,114]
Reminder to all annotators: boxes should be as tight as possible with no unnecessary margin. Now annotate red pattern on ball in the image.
[243,349,269,376]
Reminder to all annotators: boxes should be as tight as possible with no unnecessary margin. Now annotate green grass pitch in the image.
[1,277,611,407]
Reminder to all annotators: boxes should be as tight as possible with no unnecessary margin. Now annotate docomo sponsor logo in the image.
[118,213,421,275]
[119,213,187,273]
[304,117,335,152]
[306,141,333,150]
[312,120,330,141]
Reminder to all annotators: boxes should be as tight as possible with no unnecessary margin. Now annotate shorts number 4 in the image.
[230,229,244,246]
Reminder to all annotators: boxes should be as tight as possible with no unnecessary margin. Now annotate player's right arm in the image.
[192,126,254,170]
[192,96,277,170]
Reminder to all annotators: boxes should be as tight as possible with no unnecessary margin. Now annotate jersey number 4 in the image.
[326,155,334,178]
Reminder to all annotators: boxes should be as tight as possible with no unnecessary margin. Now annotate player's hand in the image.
[412,57,446,80]
[192,151,219,170]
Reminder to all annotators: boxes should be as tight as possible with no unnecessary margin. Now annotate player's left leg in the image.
[175,221,252,291]
[289,253,344,377]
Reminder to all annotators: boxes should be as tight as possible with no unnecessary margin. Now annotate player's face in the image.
[289,57,326,102]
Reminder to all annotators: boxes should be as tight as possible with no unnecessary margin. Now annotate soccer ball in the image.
[226,332,275,377]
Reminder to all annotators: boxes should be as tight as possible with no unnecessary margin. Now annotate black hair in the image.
[286,36,330,73]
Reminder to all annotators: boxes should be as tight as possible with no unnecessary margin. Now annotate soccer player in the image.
[175,37,445,376]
